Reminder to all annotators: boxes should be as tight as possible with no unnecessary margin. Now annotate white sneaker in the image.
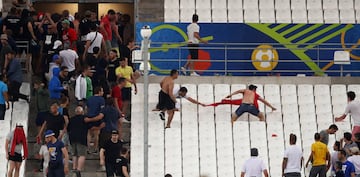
[120,117,131,123]
[181,67,187,75]
[190,72,200,76]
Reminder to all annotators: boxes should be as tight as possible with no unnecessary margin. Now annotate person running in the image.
[181,14,207,76]
[226,84,276,123]
[155,69,178,128]
[335,91,360,140]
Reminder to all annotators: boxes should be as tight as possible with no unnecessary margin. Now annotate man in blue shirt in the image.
[338,149,356,177]
[5,50,28,102]
[45,129,69,177]
[0,73,8,120]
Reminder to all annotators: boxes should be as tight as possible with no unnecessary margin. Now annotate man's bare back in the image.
[242,89,256,104]
[160,76,174,95]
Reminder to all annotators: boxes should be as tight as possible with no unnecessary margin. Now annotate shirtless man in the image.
[226,84,276,123]
[156,69,178,128]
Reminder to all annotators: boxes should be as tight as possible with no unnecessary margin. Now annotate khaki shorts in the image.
[71,143,87,157]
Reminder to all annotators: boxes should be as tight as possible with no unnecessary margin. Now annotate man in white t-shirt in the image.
[83,23,105,60]
[60,48,79,79]
[335,91,360,139]
[153,86,206,119]
[38,144,49,177]
[282,134,303,177]
[241,148,269,177]
[181,14,207,76]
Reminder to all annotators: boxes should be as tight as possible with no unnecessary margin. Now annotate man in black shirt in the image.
[107,49,119,86]
[68,106,88,177]
[37,102,66,139]
[116,147,129,177]
[2,7,22,40]
[100,130,122,177]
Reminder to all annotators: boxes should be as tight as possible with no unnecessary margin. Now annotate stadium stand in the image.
[131,83,360,177]
[164,0,360,23]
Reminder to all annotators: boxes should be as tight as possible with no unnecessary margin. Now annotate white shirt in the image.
[39,144,49,175]
[60,49,78,72]
[75,74,87,100]
[348,155,360,174]
[284,145,303,173]
[242,157,267,177]
[86,31,103,53]
[48,63,59,80]
[173,88,189,99]
[344,100,360,126]
[187,23,200,44]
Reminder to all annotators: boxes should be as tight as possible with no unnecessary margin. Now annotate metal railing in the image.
[143,42,360,76]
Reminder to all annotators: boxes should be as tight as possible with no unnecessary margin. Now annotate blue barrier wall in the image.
[136,23,360,76]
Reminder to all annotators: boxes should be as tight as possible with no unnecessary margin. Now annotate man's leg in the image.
[7,160,15,177]
[318,165,327,177]
[77,156,86,171]
[166,110,175,128]
[309,166,321,177]
[352,126,360,141]
[72,156,78,170]
[14,162,21,177]
[87,130,92,151]
[0,104,5,120]
[257,112,265,121]
[231,113,239,125]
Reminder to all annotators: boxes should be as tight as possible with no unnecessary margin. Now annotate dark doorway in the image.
[78,3,98,16]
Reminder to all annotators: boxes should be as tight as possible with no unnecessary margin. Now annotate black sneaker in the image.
[159,112,165,120]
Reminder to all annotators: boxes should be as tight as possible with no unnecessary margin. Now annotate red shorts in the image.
[352,126,360,140]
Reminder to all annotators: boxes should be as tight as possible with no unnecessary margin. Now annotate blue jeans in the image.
[47,164,65,177]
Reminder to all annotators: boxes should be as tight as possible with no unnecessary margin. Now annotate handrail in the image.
[140,41,360,76]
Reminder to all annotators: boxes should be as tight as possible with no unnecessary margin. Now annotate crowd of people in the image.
[1,4,137,177]
[1,4,360,177]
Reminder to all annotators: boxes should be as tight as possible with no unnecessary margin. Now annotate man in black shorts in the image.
[6,125,28,177]
[156,69,178,128]
[226,84,276,123]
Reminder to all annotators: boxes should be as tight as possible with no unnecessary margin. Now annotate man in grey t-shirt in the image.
[319,124,338,145]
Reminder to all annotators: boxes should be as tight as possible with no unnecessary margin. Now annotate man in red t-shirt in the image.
[100,9,116,53]
[112,77,126,114]
[62,19,77,51]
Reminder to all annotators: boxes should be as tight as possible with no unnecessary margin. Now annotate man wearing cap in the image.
[48,67,67,101]
[348,147,360,176]
[47,53,62,81]
[100,130,122,177]
[61,19,77,51]
[241,148,269,177]
[226,84,276,123]
[100,9,116,52]
[45,130,69,177]
[0,34,12,74]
